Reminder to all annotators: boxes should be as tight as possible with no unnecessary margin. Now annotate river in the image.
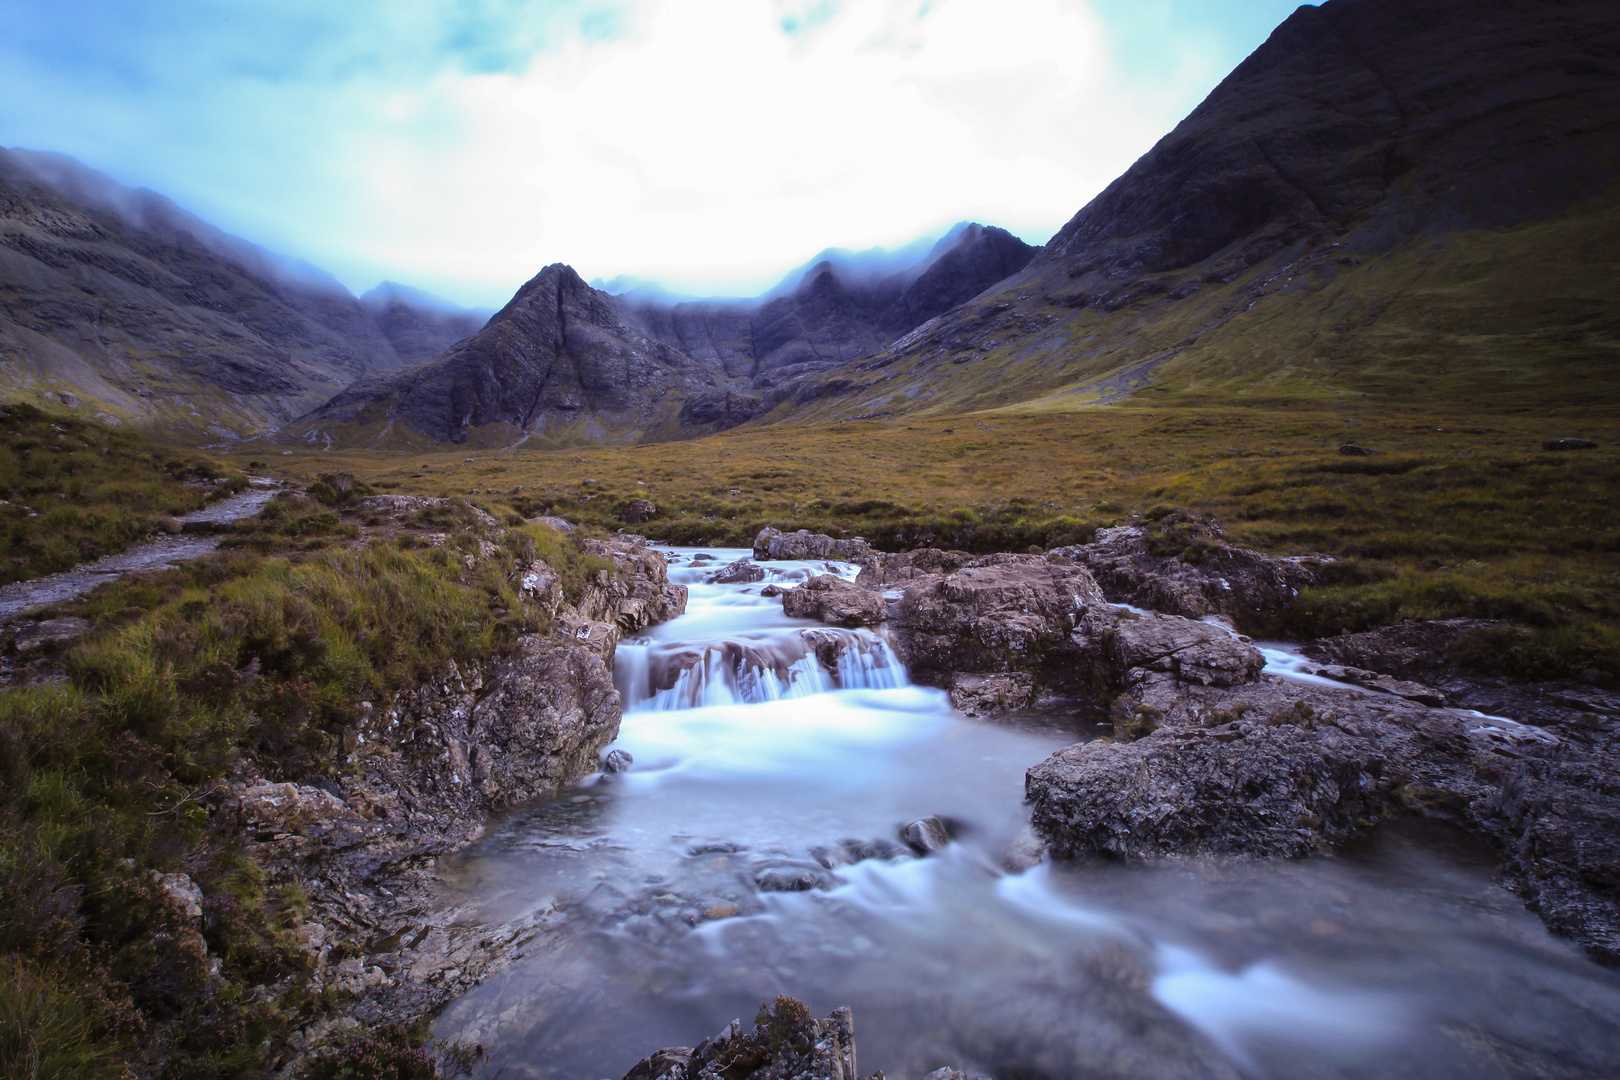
[436,548,1620,1080]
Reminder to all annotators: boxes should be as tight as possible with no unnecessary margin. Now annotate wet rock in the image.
[946,673,1035,716]
[754,864,830,892]
[1338,443,1379,456]
[1543,438,1598,451]
[753,527,876,563]
[887,553,1105,693]
[1051,521,1324,628]
[811,838,908,869]
[902,816,951,854]
[781,574,885,627]
[622,498,658,524]
[1310,664,1449,706]
[708,559,766,584]
[10,616,90,654]
[621,998,878,1080]
[760,584,784,597]
[463,636,622,809]
[602,748,634,773]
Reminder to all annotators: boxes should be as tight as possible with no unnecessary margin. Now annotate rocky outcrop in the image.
[781,574,885,628]
[620,998,879,1080]
[358,281,488,362]
[1053,517,1323,628]
[854,548,971,587]
[753,527,875,563]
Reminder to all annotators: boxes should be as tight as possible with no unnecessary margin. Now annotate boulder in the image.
[11,617,90,654]
[902,816,951,854]
[156,516,183,534]
[946,672,1036,716]
[530,515,576,533]
[465,635,622,808]
[855,548,971,587]
[1106,610,1265,689]
[1051,520,1323,627]
[576,537,688,632]
[753,527,875,563]
[1543,438,1598,451]
[1338,443,1379,456]
[621,999,878,1080]
[621,498,658,524]
[707,559,766,584]
[781,574,885,628]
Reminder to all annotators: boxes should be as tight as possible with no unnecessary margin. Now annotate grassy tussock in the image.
[0,402,244,585]
[0,515,606,1077]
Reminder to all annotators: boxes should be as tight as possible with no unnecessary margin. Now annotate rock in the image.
[1302,618,1494,681]
[1108,611,1265,689]
[1051,519,1323,627]
[922,1070,969,1080]
[11,617,90,654]
[602,748,634,773]
[576,538,688,633]
[707,559,766,584]
[760,584,784,597]
[1310,664,1449,706]
[154,872,204,921]
[810,838,908,868]
[1338,443,1379,456]
[621,998,878,1080]
[753,527,876,563]
[463,636,623,808]
[754,865,829,892]
[156,516,183,534]
[781,574,885,628]
[519,560,563,615]
[887,553,1106,694]
[1543,438,1598,451]
[621,498,658,524]
[946,673,1035,716]
[855,548,971,587]
[902,816,951,854]
[530,515,576,532]
[354,495,502,529]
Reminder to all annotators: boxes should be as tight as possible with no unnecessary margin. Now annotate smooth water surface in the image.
[437,548,1620,1080]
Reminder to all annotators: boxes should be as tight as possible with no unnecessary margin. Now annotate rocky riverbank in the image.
[755,526,1620,965]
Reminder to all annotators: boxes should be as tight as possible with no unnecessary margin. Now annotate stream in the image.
[436,548,1620,1080]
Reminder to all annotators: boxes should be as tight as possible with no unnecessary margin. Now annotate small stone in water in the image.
[902,816,951,854]
[705,903,740,920]
[602,749,633,773]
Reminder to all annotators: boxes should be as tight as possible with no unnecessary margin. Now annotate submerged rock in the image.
[902,816,951,854]
[708,559,766,584]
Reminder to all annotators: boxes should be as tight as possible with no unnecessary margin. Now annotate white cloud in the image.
[322,0,1183,301]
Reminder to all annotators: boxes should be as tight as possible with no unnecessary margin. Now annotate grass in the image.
[0,502,612,1078]
[249,396,1619,682]
[0,401,245,585]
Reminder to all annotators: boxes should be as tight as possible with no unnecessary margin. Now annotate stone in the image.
[602,748,634,774]
[531,515,576,533]
[781,574,885,628]
[1543,438,1598,451]
[707,559,766,584]
[946,673,1035,717]
[1051,520,1323,627]
[156,516,183,534]
[11,617,90,654]
[760,584,784,597]
[621,499,658,524]
[753,527,876,563]
[902,816,951,854]
[1338,443,1379,456]
[754,865,829,892]
[620,999,878,1080]
[855,548,971,587]
[154,872,204,921]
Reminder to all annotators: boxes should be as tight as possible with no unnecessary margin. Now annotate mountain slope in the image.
[298,222,1037,446]
[300,263,732,447]
[778,0,1620,420]
[0,149,482,438]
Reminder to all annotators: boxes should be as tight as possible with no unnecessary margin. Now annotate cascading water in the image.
[435,548,1620,1080]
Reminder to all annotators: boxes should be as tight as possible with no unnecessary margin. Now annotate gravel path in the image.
[0,479,283,621]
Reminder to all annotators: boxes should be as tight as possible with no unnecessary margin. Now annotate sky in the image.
[0,0,1312,308]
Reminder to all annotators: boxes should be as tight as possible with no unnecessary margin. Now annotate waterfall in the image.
[625,629,906,712]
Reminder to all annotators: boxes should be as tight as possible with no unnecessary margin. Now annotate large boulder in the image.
[753,527,875,563]
[576,537,688,632]
[1053,517,1323,628]
[781,574,885,628]
[620,998,879,1080]
[854,548,971,587]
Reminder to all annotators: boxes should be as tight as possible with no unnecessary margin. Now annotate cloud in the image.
[0,0,1308,306]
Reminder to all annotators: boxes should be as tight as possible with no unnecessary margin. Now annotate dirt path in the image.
[0,478,284,621]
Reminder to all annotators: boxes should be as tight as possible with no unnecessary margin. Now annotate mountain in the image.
[0,149,486,438]
[358,282,491,362]
[778,0,1620,419]
[297,222,1037,446]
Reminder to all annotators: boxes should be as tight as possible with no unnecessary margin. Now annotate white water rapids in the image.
[436,548,1620,1080]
